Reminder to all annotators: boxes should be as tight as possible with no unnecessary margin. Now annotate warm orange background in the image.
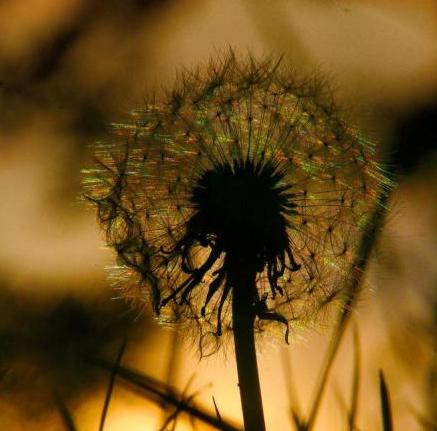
[0,1,436,430]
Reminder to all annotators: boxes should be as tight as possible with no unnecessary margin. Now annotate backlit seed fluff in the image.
[83,52,388,352]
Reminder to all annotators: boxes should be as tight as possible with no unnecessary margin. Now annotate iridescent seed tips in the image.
[84,52,386,350]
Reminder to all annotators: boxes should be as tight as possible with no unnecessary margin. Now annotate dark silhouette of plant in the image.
[84,51,388,430]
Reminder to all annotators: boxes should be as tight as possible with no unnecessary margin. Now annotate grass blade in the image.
[99,336,127,431]
[89,356,241,431]
[281,349,305,431]
[303,175,394,430]
[212,396,223,422]
[379,370,393,431]
[348,326,361,431]
[54,394,78,431]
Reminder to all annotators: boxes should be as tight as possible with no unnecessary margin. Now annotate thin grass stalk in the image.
[212,396,223,422]
[89,357,241,431]
[53,393,78,431]
[348,326,361,431]
[158,391,198,431]
[281,349,303,430]
[99,337,127,431]
[159,375,202,431]
[304,176,393,430]
[379,370,394,431]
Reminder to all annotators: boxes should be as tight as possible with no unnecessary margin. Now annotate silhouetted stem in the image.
[230,266,266,431]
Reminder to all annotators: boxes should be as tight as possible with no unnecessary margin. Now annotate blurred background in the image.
[0,0,436,429]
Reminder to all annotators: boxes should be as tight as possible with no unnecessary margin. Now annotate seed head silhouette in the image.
[84,52,383,354]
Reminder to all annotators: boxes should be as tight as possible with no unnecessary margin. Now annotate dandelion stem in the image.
[230,265,266,431]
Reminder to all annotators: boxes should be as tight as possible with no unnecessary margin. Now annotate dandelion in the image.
[83,51,386,430]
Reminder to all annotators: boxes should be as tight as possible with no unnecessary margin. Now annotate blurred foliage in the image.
[0,283,152,417]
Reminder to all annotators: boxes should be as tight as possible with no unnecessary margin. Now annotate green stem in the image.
[229,265,266,431]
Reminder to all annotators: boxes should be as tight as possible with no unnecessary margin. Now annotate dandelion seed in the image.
[83,51,389,430]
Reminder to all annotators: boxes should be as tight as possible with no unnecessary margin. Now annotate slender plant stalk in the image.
[304,174,394,430]
[53,392,78,431]
[348,326,361,431]
[99,337,127,431]
[281,349,303,429]
[379,370,394,431]
[89,357,241,431]
[230,265,266,431]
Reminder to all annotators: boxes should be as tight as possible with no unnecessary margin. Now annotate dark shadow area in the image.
[391,97,437,175]
[0,282,152,417]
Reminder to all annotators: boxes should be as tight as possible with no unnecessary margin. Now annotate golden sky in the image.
[0,1,436,430]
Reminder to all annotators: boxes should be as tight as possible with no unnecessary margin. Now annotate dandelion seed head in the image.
[84,51,387,353]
